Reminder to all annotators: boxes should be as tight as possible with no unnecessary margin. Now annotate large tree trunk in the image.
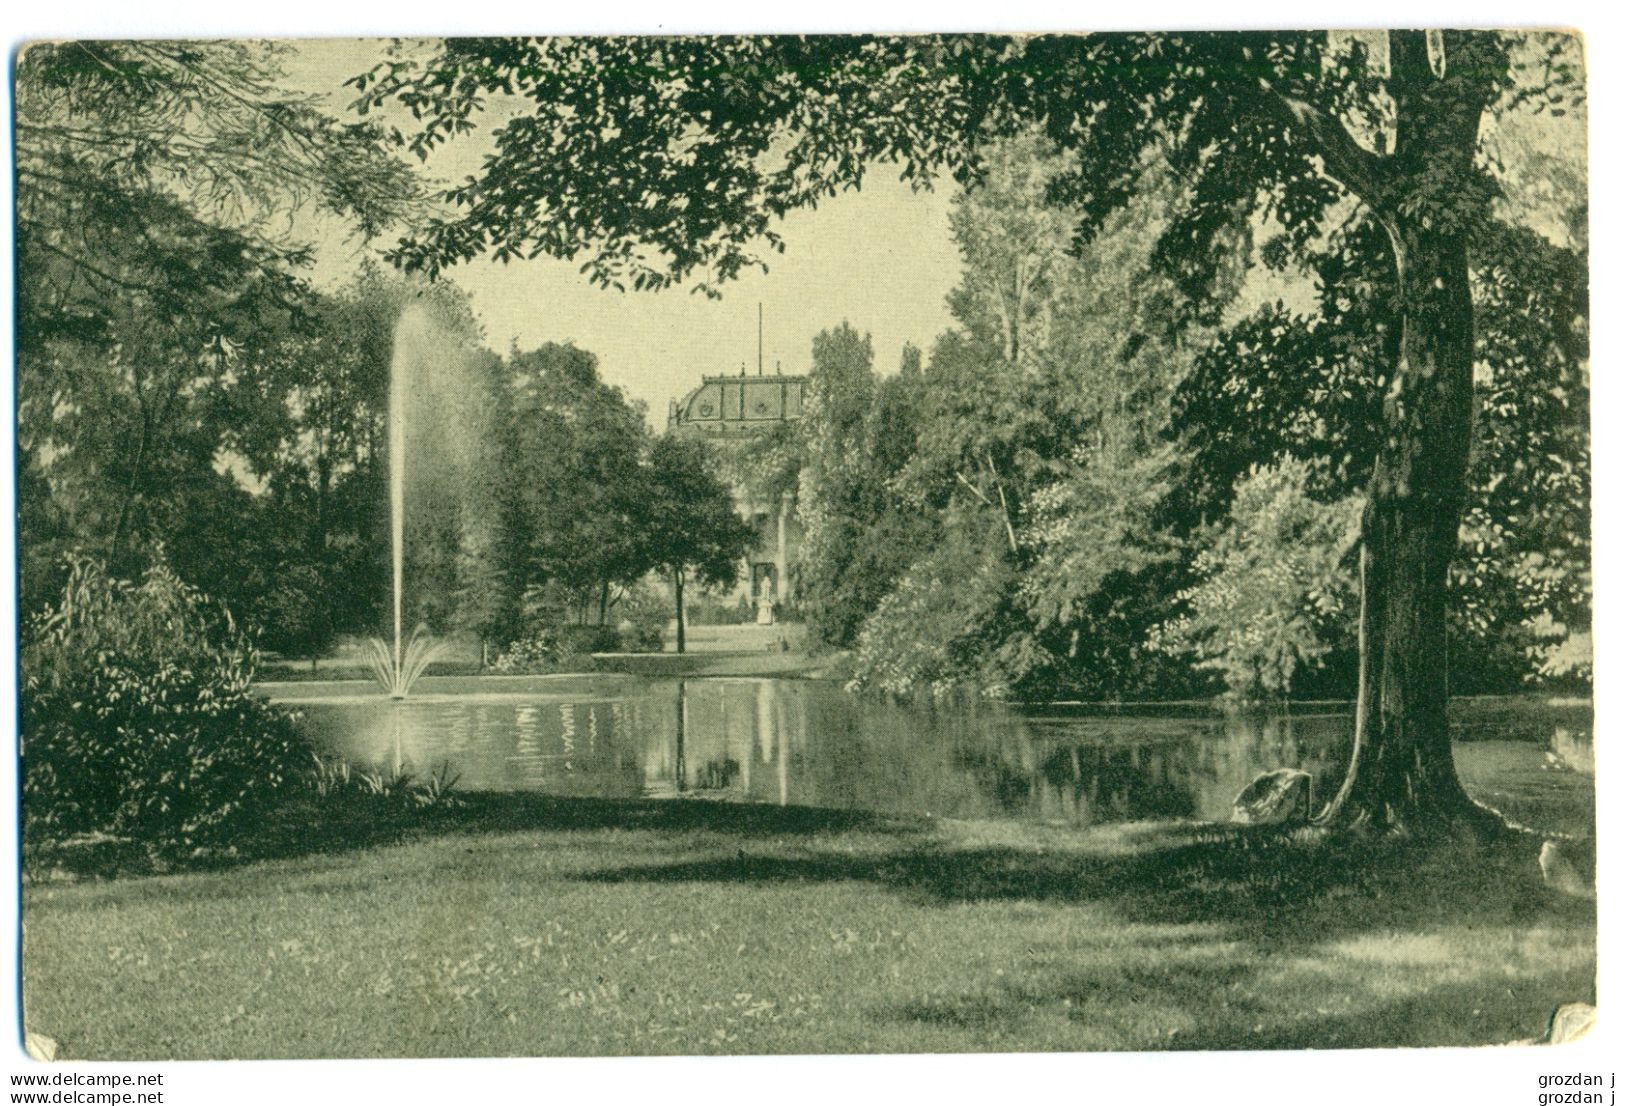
[1314,32,1506,835]
[1317,221,1487,833]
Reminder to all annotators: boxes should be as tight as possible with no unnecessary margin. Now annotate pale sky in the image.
[280,36,1584,425]
[284,39,962,423]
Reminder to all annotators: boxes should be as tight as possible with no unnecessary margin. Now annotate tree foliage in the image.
[15,40,420,628]
[837,136,1209,698]
[793,325,934,646]
[1152,458,1364,698]
[643,434,756,590]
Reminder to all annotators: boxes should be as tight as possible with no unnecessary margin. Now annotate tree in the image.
[846,136,1203,700]
[643,435,755,653]
[15,40,419,627]
[1452,219,1590,689]
[795,324,932,647]
[15,183,314,583]
[17,41,416,245]
[1172,216,1589,697]
[502,344,656,624]
[451,351,527,657]
[357,32,1585,834]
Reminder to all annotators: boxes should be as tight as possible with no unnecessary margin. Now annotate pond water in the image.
[265,675,1594,833]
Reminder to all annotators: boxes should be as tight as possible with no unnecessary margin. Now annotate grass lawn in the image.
[21,765,1595,1060]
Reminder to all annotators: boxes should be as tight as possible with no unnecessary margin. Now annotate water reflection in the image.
[285,678,1593,829]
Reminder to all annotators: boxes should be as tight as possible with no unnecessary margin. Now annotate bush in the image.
[557,623,620,655]
[847,533,1026,699]
[21,557,309,847]
[615,582,668,651]
[488,629,563,674]
[250,563,336,660]
[489,623,621,672]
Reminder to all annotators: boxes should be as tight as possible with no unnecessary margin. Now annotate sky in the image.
[281,36,1586,426]
[284,39,963,424]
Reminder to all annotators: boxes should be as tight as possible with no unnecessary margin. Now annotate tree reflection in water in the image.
[288,678,1590,829]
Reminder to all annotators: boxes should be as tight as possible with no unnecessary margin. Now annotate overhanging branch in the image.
[1259,80,1388,210]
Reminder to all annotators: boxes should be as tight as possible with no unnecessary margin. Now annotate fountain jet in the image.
[367,303,447,698]
[367,624,444,700]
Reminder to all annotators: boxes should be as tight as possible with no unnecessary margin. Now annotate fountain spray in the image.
[368,303,445,699]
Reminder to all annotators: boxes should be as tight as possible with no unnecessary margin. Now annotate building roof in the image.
[667,372,810,436]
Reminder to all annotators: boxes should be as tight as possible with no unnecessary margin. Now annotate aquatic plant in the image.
[307,750,460,808]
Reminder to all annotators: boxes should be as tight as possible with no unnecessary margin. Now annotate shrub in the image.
[847,533,1026,699]
[488,629,563,674]
[615,582,668,651]
[557,623,620,655]
[21,557,309,847]
[250,563,336,660]
[489,623,620,671]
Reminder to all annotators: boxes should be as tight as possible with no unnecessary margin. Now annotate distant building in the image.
[667,372,809,434]
[668,370,809,623]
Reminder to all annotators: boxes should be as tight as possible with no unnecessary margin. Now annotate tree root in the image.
[1312,793,1531,846]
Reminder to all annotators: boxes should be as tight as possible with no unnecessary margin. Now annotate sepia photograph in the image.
[6,14,1605,1089]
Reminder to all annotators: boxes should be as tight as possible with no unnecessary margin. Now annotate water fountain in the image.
[366,625,442,701]
[368,304,446,699]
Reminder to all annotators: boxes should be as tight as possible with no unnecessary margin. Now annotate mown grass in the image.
[21,771,1594,1060]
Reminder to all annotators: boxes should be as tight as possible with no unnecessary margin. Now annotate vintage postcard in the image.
[11,26,1598,1086]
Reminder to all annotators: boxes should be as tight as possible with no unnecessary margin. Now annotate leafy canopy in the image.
[354,32,1579,304]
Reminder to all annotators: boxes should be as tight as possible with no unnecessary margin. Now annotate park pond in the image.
[263,676,1595,836]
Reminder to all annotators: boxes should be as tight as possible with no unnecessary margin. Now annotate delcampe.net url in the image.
[9,1072,163,1104]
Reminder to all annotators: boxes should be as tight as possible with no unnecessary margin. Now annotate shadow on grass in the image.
[24,791,926,882]
[26,791,1593,1051]
[32,786,1596,952]
[564,815,1594,1046]
[573,821,1594,939]
[27,788,1597,973]
[1152,977,1590,1050]
[894,959,1259,1034]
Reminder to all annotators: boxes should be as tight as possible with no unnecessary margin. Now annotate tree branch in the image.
[1258,80,1388,210]
[124,41,327,161]
[954,470,994,507]
[984,453,1020,555]
[26,235,150,294]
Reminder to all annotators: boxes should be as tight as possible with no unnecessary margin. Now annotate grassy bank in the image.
[22,780,1594,1060]
[257,623,846,684]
